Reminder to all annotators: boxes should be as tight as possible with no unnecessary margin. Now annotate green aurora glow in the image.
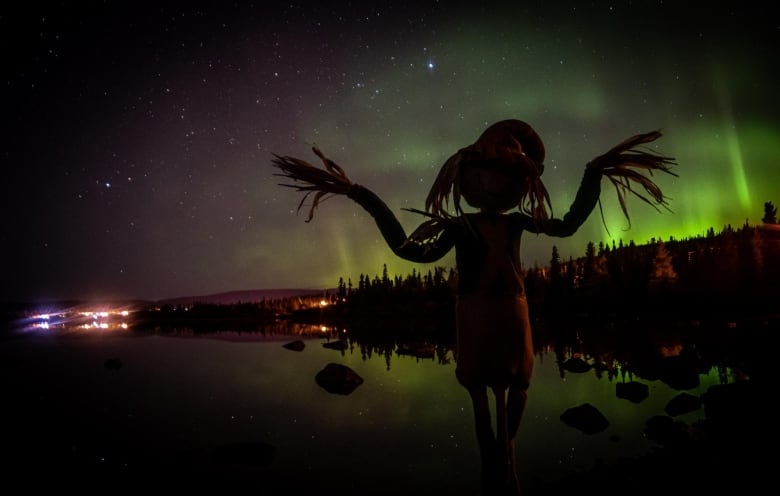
[3,2,778,300]
[279,12,780,289]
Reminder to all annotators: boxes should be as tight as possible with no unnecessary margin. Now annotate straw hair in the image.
[589,130,677,230]
[270,145,353,222]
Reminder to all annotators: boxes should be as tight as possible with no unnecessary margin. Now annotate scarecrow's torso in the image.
[455,212,525,296]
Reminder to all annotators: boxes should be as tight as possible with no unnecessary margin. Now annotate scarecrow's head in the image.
[426,119,550,219]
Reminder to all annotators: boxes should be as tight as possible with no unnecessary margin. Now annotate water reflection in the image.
[0,315,763,493]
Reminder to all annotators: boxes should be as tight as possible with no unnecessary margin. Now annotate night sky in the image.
[2,1,778,302]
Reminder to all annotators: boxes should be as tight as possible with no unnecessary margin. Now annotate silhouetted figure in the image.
[272,119,675,494]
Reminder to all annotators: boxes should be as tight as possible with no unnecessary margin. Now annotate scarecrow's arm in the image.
[348,185,456,263]
[521,167,602,237]
[520,130,676,236]
[271,146,455,263]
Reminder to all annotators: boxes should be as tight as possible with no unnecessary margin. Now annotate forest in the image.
[136,201,780,335]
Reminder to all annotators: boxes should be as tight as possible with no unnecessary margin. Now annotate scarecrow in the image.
[271,119,676,494]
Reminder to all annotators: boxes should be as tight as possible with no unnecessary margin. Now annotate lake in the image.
[0,318,757,493]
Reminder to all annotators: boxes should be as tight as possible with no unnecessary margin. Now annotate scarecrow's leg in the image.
[507,382,528,440]
[493,385,520,494]
[468,386,498,494]
[505,383,528,495]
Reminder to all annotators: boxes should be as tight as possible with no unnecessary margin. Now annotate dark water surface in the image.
[0,321,757,493]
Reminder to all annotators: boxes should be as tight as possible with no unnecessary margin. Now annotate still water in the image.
[1,323,731,493]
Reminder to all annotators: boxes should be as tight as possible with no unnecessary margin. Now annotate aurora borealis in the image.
[2,1,778,302]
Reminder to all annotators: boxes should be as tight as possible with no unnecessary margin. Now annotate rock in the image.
[104,358,123,370]
[643,415,690,446]
[213,441,276,466]
[664,392,702,416]
[282,340,305,351]
[701,381,755,423]
[560,403,609,434]
[658,355,700,391]
[699,381,763,452]
[315,362,364,395]
[616,381,649,403]
[322,339,348,351]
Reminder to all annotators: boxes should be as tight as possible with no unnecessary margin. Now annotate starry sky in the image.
[2,1,778,302]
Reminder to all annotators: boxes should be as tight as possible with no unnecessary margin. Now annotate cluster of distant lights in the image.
[23,298,348,334]
[27,309,131,331]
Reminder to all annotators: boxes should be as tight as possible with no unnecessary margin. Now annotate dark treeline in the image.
[322,219,780,328]
[133,294,331,332]
[295,264,457,339]
[131,214,780,335]
[529,220,780,324]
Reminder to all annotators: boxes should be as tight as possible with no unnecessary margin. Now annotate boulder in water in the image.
[315,362,364,395]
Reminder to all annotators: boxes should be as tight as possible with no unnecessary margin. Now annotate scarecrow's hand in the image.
[584,130,677,229]
[270,145,355,222]
[586,152,620,171]
[311,145,350,180]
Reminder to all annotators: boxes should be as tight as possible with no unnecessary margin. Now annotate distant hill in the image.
[157,288,333,306]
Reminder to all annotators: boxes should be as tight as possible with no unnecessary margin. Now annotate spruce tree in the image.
[762,201,777,224]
